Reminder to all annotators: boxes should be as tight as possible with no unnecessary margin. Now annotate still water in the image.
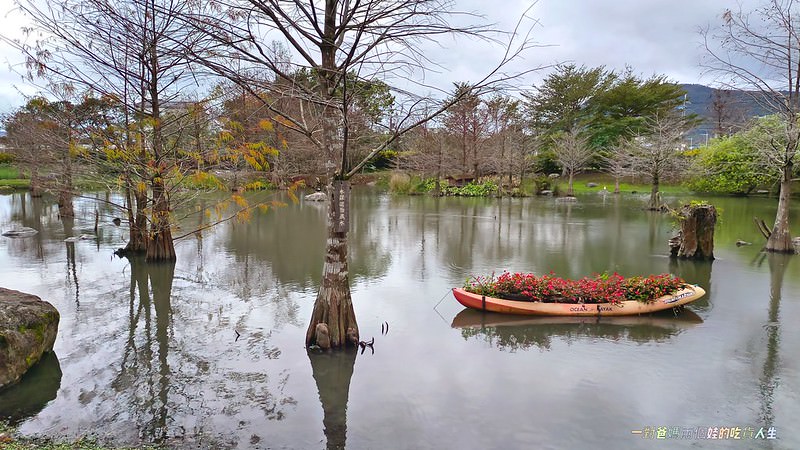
[0,188,798,449]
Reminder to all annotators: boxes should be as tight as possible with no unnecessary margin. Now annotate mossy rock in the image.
[0,288,60,390]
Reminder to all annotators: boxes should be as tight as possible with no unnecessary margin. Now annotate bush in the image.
[244,180,274,191]
[388,172,412,194]
[443,180,498,197]
[0,152,13,164]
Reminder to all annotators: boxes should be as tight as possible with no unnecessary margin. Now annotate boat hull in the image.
[451,286,706,316]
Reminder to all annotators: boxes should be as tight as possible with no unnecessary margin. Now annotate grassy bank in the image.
[388,171,693,197]
[562,173,692,195]
[0,165,29,189]
[0,422,160,450]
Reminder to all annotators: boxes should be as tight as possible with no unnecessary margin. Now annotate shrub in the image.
[443,180,498,197]
[0,152,13,164]
[388,172,411,194]
[244,180,274,191]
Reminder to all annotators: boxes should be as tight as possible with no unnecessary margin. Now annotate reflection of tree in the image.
[309,349,357,450]
[668,258,713,312]
[107,256,297,446]
[221,191,391,290]
[453,309,703,351]
[759,253,789,426]
[62,216,79,304]
[6,193,51,260]
[113,257,175,442]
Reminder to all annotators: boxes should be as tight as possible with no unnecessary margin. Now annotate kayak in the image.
[451,285,706,316]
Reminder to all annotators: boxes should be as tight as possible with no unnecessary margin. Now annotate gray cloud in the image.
[0,0,763,110]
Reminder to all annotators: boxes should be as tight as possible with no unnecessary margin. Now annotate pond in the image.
[0,188,798,449]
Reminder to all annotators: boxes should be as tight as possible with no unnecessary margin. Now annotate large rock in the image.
[305,191,327,202]
[0,288,60,390]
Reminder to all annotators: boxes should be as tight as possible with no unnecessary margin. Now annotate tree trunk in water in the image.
[306,182,359,349]
[670,203,717,260]
[146,177,176,261]
[29,172,42,198]
[765,164,795,253]
[58,132,75,218]
[57,157,74,219]
[648,176,661,210]
[123,182,149,254]
[57,190,74,219]
[614,177,620,194]
[566,171,575,196]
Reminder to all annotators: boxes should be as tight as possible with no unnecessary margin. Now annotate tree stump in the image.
[670,203,717,260]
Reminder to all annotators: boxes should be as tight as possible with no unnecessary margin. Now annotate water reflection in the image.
[308,349,357,450]
[2,189,799,449]
[452,309,703,351]
[114,257,175,442]
[668,258,713,311]
[760,253,790,427]
[0,352,62,425]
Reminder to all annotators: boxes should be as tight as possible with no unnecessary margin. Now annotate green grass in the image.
[0,179,30,189]
[0,164,29,189]
[0,165,22,180]
[558,173,692,195]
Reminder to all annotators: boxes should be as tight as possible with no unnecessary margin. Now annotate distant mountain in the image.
[679,83,772,145]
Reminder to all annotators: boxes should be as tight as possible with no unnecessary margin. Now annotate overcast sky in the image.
[0,0,759,114]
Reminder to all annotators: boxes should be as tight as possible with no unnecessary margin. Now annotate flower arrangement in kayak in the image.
[463,272,687,304]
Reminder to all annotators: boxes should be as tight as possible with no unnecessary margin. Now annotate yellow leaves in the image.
[188,171,224,190]
[136,181,148,194]
[287,180,303,204]
[68,142,86,158]
[232,194,248,208]
[228,120,245,133]
[258,119,274,132]
[218,130,235,144]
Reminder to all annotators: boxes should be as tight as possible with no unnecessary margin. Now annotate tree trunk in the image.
[146,176,176,261]
[29,171,43,198]
[614,177,620,194]
[132,186,150,253]
[567,170,575,196]
[648,175,661,210]
[58,125,75,218]
[765,163,795,253]
[306,182,359,348]
[57,190,74,219]
[670,203,717,260]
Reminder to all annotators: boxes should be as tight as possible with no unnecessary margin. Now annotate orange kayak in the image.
[451,285,706,316]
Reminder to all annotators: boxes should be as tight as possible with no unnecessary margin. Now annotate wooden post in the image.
[670,203,717,260]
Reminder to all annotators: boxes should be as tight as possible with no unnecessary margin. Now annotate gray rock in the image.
[65,234,96,242]
[305,192,327,202]
[0,288,60,390]
[586,182,598,188]
[2,227,38,238]
[556,196,578,203]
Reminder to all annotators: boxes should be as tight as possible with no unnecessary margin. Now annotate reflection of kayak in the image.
[451,307,704,329]
[451,308,704,349]
[451,285,705,316]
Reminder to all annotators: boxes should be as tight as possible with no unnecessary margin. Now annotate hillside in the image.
[679,83,772,145]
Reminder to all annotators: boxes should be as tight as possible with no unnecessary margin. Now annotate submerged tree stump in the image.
[670,203,717,260]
